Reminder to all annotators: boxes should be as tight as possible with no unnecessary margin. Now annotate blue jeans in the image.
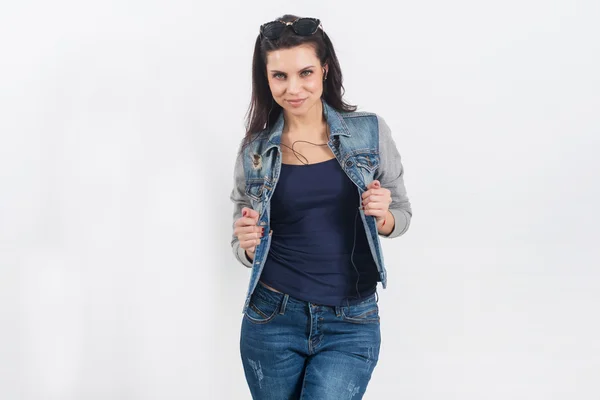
[240,282,381,399]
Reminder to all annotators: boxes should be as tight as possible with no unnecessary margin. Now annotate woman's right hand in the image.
[234,207,263,260]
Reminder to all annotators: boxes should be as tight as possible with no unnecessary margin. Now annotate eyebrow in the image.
[269,65,316,74]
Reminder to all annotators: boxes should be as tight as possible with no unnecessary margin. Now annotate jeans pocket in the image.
[341,300,380,324]
[244,293,279,325]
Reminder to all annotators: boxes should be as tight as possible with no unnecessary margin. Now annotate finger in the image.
[362,194,386,206]
[362,187,388,200]
[363,197,391,209]
[240,231,263,242]
[366,203,387,211]
[243,208,260,221]
[364,208,387,217]
[241,217,260,227]
[366,180,381,191]
[365,186,390,196]
[240,237,261,249]
[235,217,260,227]
[363,203,387,214]
[235,226,264,238]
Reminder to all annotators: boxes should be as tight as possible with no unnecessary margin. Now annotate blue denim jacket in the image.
[230,100,412,313]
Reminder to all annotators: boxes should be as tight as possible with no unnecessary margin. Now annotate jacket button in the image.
[345,160,353,167]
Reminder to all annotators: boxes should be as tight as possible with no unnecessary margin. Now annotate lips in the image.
[287,98,306,107]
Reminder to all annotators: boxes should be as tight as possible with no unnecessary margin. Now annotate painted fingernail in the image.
[242,210,247,217]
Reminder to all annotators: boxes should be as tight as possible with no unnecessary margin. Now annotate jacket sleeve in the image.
[230,145,254,268]
[376,115,412,238]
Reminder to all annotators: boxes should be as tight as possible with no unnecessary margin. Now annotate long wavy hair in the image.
[243,14,356,147]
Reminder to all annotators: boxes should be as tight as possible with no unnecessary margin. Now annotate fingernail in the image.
[242,210,247,217]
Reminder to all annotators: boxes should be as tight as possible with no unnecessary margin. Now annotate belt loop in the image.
[279,294,289,315]
[335,305,342,317]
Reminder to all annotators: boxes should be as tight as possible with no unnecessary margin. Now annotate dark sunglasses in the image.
[259,17,322,40]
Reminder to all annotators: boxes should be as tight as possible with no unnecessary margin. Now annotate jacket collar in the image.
[262,99,351,155]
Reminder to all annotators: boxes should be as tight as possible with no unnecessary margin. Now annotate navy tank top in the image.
[259,158,378,306]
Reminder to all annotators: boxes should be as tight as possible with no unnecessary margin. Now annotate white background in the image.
[1,1,599,399]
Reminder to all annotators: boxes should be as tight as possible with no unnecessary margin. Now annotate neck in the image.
[282,100,327,142]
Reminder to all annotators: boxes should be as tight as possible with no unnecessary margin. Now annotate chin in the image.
[285,106,307,115]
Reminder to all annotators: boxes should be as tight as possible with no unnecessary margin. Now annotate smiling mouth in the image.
[287,98,306,105]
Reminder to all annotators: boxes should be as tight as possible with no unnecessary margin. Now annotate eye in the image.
[273,73,286,80]
[300,70,313,77]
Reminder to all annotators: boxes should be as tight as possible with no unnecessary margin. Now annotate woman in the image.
[230,14,412,399]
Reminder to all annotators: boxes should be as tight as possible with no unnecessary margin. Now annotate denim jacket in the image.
[230,100,412,313]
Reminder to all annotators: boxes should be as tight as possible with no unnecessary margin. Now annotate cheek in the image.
[268,80,285,97]
[305,76,324,93]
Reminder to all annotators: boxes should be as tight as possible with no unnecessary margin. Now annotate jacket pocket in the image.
[245,179,264,202]
[353,152,380,173]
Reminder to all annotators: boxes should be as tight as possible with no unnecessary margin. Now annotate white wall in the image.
[1,1,598,399]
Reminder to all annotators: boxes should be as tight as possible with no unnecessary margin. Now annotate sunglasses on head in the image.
[259,17,322,40]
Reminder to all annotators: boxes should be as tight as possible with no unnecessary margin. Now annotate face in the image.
[265,44,328,117]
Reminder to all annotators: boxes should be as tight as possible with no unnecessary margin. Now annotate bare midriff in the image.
[259,280,282,294]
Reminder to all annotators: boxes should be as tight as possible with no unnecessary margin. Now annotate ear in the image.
[322,63,329,80]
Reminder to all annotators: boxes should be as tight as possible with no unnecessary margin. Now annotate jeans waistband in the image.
[254,281,378,309]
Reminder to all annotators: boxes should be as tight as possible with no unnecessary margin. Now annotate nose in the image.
[286,76,301,95]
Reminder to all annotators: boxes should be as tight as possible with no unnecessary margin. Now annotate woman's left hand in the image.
[362,180,392,228]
